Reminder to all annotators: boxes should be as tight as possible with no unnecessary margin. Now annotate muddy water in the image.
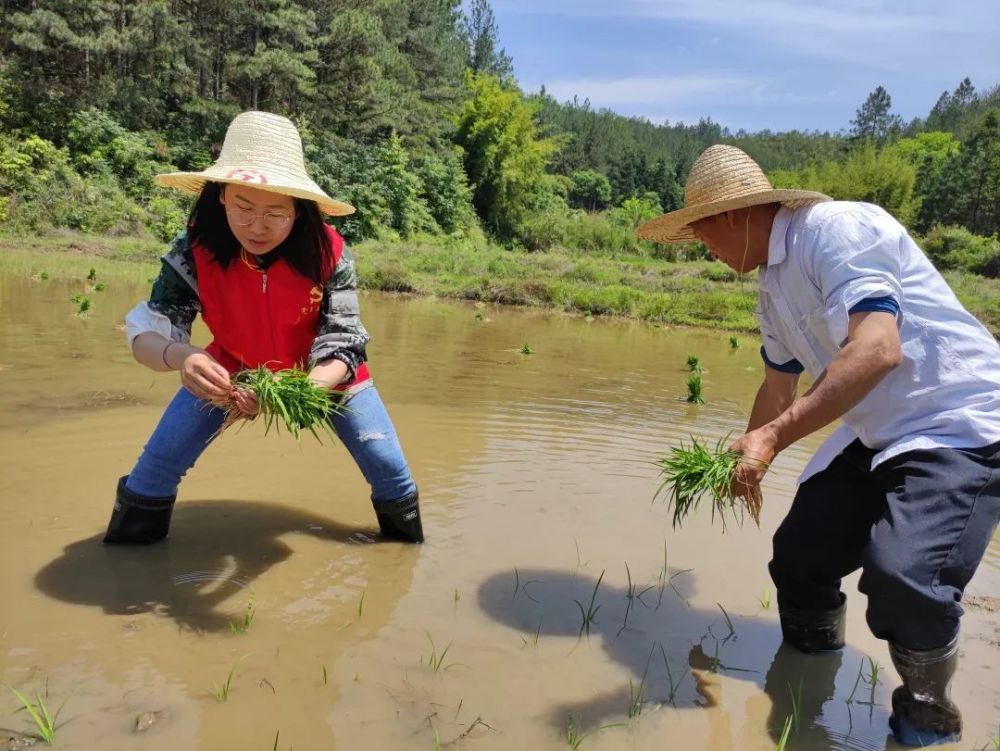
[1,266,997,751]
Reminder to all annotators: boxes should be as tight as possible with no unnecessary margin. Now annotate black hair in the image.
[187,182,332,285]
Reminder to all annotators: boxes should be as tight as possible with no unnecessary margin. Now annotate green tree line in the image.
[0,0,998,275]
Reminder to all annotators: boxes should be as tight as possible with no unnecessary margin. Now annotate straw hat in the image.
[636,145,829,244]
[155,111,355,216]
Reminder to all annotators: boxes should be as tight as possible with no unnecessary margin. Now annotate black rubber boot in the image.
[103,476,176,545]
[373,490,424,543]
[889,639,962,746]
[778,594,846,653]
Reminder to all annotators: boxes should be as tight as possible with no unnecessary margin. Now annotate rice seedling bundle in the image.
[218,366,343,443]
[654,435,766,529]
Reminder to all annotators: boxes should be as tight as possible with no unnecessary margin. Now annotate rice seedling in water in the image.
[453,588,461,603]
[520,618,542,649]
[686,354,703,373]
[5,685,63,745]
[87,268,97,282]
[221,366,343,442]
[618,562,653,636]
[759,587,771,609]
[654,434,765,529]
[686,374,705,404]
[846,656,881,705]
[565,712,626,749]
[39,271,49,280]
[627,646,655,718]
[229,593,255,634]
[321,665,328,685]
[788,677,803,732]
[658,643,687,705]
[775,715,793,750]
[423,632,465,673]
[716,603,736,640]
[71,294,91,315]
[574,570,604,637]
[357,590,365,619]
[93,282,106,292]
[211,667,235,701]
[520,342,534,355]
[729,335,740,349]
[511,567,541,602]
[474,310,485,321]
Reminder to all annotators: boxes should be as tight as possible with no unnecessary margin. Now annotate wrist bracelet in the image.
[162,341,178,369]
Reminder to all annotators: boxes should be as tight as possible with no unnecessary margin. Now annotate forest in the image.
[1,0,998,278]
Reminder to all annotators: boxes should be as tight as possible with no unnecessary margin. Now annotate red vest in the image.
[192,225,371,391]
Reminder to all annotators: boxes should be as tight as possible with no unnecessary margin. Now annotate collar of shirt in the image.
[765,206,794,268]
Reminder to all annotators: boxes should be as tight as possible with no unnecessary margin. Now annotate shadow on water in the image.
[35,500,379,634]
[478,568,892,751]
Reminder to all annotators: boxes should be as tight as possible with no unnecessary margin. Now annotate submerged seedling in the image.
[5,685,64,745]
[564,712,626,749]
[686,374,705,404]
[788,677,803,733]
[654,434,765,528]
[574,570,605,637]
[222,366,344,442]
[211,667,235,701]
[229,593,255,634]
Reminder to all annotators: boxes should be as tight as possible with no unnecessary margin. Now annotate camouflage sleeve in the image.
[310,246,370,377]
[148,231,201,339]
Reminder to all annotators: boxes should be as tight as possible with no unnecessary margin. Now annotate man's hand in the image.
[728,428,777,521]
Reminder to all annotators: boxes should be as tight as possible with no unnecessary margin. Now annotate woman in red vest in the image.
[103,111,423,545]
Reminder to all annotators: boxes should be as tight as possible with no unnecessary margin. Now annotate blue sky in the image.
[488,0,1000,133]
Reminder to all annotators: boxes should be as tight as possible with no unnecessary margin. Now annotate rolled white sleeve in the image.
[809,214,904,346]
[124,301,190,346]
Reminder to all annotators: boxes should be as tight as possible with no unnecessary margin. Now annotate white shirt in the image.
[758,202,1000,482]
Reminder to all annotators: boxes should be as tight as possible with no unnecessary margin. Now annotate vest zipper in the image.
[262,272,267,294]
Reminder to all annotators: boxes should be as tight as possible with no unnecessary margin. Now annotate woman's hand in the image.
[232,387,259,417]
[180,351,232,404]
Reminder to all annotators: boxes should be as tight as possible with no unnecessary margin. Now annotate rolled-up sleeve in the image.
[125,232,200,345]
[310,246,370,377]
[808,213,904,347]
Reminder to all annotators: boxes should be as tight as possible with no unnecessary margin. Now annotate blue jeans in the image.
[126,385,416,503]
[769,439,1000,651]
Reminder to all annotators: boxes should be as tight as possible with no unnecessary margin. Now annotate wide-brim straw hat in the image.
[637,144,830,244]
[155,111,355,217]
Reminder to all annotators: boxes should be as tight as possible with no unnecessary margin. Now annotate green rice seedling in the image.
[574,570,605,637]
[759,587,771,610]
[618,562,653,636]
[474,310,485,321]
[321,665,327,685]
[71,294,91,315]
[520,342,534,355]
[658,643,687,705]
[87,268,97,282]
[565,712,626,749]
[39,271,49,280]
[223,366,344,442]
[847,655,882,705]
[5,685,64,745]
[775,715,793,750]
[211,667,235,701]
[423,632,465,673]
[788,677,803,732]
[686,374,705,404]
[511,568,541,602]
[686,354,703,373]
[729,336,740,349]
[979,725,1000,751]
[654,434,765,528]
[520,619,542,649]
[357,590,366,619]
[716,603,736,640]
[93,282,106,292]
[628,646,655,718]
[453,588,461,603]
[229,593,255,634]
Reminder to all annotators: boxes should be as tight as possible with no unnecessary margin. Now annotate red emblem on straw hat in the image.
[225,168,269,185]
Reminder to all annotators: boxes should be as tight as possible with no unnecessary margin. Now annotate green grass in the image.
[5,685,64,745]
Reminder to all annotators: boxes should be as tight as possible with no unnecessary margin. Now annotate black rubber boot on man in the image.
[778,595,846,653]
[888,639,962,746]
[102,476,176,545]
[373,491,424,543]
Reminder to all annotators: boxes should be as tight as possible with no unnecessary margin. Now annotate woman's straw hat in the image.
[155,111,354,216]
[637,145,830,244]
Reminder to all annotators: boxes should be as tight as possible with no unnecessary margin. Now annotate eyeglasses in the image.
[226,207,293,230]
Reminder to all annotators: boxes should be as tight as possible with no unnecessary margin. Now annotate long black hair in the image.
[187,182,332,285]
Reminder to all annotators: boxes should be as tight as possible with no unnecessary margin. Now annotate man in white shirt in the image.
[638,145,1000,747]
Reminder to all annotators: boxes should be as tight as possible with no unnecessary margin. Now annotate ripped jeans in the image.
[125,384,416,503]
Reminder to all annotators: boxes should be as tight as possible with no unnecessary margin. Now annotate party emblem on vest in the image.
[225,167,269,185]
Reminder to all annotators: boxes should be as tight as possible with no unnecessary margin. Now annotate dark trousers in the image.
[769,439,1000,651]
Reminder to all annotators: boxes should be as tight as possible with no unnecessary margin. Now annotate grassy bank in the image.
[3,232,999,337]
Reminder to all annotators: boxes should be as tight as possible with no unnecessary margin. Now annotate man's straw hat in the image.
[637,145,830,244]
[155,111,354,216]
